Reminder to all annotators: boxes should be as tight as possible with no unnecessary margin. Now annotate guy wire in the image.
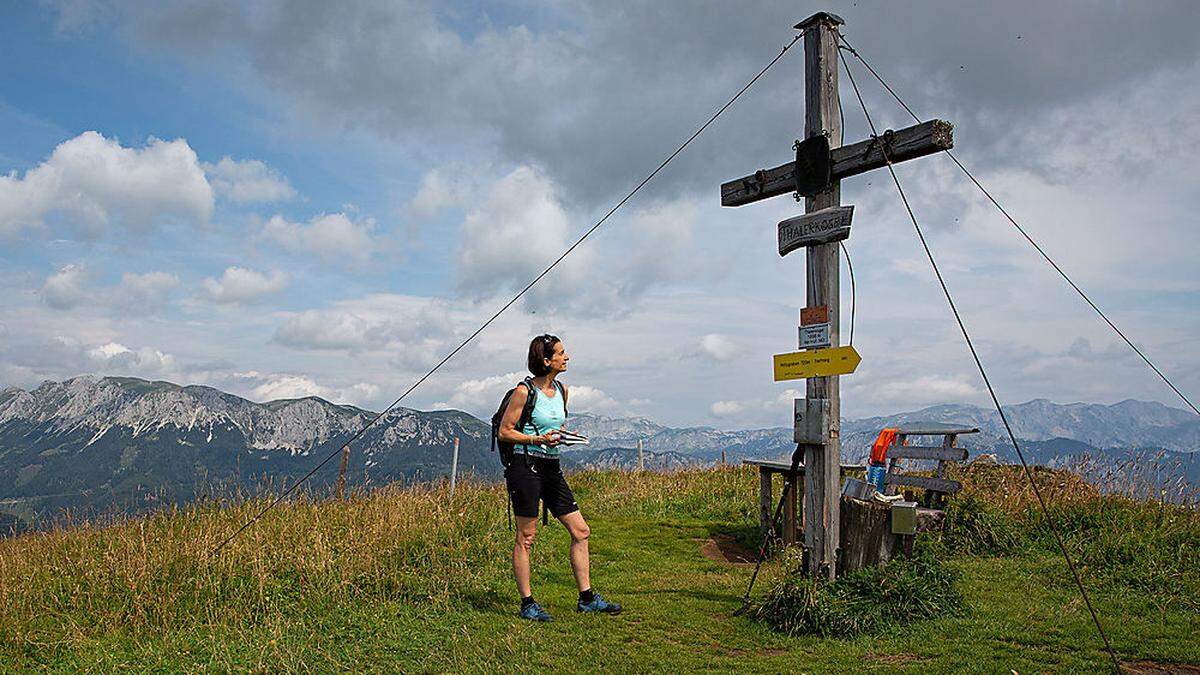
[209,33,805,556]
[835,31,1198,418]
[836,39,1121,672]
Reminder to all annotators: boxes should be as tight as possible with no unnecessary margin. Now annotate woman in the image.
[497,334,621,622]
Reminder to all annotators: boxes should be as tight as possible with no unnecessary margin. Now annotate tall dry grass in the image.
[0,477,513,655]
[0,465,762,663]
[942,462,1200,613]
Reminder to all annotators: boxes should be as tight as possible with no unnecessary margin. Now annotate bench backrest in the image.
[884,430,974,504]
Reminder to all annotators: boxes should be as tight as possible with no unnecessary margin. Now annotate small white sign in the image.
[800,323,831,349]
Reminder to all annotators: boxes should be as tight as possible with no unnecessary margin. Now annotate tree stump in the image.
[839,495,947,575]
[839,495,896,573]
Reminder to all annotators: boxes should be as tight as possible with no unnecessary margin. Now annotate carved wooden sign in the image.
[777,205,853,256]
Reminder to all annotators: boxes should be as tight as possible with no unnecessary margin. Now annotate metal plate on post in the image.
[778,205,853,257]
[793,135,831,197]
[800,323,831,349]
[800,305,829,326]
[794,398,830,444]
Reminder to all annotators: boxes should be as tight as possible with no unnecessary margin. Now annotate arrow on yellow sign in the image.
[773,346,861,381]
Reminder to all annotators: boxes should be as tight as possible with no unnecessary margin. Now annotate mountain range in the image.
[2,376,1196,534]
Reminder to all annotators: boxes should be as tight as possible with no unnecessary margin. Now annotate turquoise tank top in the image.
[516,382,566,458]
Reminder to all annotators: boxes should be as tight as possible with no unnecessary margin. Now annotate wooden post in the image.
[783,472,799,545]
[449,436,460,499]
[637,439,644,471]
[336,444,350,500]
[798,11,844,581]
[759,467,772,538]
[721,449,727,465]
[719,13,952,580]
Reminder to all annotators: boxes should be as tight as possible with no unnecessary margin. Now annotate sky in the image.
[1,0,1198,430]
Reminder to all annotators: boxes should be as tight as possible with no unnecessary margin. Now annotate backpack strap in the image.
[520,378,538,425]
[514,378,539,456]
[555,380,567,416]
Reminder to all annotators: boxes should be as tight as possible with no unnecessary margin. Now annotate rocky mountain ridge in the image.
[0,376,492,533]
[2,375,1196,534]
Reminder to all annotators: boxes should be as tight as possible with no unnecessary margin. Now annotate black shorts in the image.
[505,455,579,519]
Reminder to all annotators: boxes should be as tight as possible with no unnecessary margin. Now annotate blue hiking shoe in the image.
[577,592,621,614]
[519,601,553,622]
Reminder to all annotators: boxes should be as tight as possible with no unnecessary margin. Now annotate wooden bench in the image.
[883,426,979,508]
[743,458,866,546]
[840,425,979,573]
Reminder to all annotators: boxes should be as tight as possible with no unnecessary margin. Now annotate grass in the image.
[0,464,1197,672]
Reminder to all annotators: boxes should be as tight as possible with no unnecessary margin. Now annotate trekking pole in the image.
[733,445,803,617]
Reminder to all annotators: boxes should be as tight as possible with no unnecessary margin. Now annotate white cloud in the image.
[271,295,456,366]
[409,168,466,220]
[88,342,129,359]
[615,198,707,296]
[203,156,295,204]
[564,384,619,414]
[456,165,588,302]
[113,271,179,309]
[710,400,746,417]
[262,212,378,265]
[248,374,328,402]
[432,371,527,414]
[699,333,738,361]
[86,340,176,375]
[273,309,378,351]
[0,131,212,236]
[431,370,618,417]
[40,264,90,309]
[774,389,802,406]
[39,266,178,313]
[235,371,379,406]
[201,266,289,305]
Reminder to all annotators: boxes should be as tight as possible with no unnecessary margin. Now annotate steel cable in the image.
[835,32,1198,418]
[837,41,1121,671]
[209,33,805,556]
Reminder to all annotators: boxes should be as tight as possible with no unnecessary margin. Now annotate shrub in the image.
[753,544,963,638]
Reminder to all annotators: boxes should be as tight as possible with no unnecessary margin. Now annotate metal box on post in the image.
[794,398,830,444]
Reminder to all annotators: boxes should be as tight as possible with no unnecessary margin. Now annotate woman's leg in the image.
[557,510,591,592]
[512,515,539,598]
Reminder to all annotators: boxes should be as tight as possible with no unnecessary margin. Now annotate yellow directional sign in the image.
[773,346,861,381]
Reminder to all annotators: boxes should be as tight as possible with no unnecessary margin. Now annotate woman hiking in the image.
[497,334,622,622]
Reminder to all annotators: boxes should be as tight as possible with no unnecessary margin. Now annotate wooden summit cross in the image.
[720,12,953,580]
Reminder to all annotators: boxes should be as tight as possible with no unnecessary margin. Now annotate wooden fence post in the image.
[449,436,460,499]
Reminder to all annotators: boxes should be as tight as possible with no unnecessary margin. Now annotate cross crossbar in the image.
[720,119,953,207]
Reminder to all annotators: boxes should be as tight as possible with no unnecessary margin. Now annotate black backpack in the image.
[490,377,567,467]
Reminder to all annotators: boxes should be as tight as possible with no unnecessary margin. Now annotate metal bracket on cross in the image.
[793,134,832,198]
